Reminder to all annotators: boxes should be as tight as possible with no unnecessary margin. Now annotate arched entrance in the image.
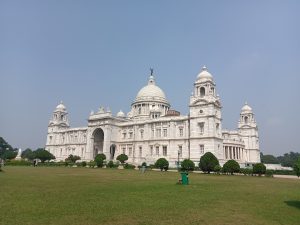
[93,128,104,158]
[110,144,116,160]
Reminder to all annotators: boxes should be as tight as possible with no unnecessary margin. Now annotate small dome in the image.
[241,102,252,112]
[135,75,169,104]
[55,101,66,111]
[116,110,126,118]
[197,66,213,81]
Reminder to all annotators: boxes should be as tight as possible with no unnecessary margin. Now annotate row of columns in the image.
[223,145,244,160]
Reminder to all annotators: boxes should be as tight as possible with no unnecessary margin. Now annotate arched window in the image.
[61,115,64,120]
[244,116,249,124]
[200,87,205,97]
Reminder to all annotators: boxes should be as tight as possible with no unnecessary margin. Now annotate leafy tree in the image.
[116,154,128,164]
[65,154,81,163]
[214,165,222,174]
[199,152,219,173]
[277,152,300,167]
[21,148,35,160]
[261,153,279,164]
[34,148,55,163]
[223,160,240,175]
[253,163,266,176]
[0,137,14,159]
[293,157,300,178]
[2,150,17,160]
[180,159,195,171]
[155,158,169,171]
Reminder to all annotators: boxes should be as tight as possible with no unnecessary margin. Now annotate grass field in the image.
[0,167,299,225]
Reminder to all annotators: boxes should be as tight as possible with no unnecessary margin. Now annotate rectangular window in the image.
[163,129,167,137]
[122,147,126,154]
[163,146,167,156]
[150,145,153,156]
[129,147,132,156]
[156,146,159,156]
[179,128,183,137]
[139,146,142,157]
[178,145,182,157]
[122,133,126,139]
[129,132,133,139]
[151,129,154,138]
[199,122,204,134]
[200,145,204,154]
[156,129,161,138]
[140,130,144,139]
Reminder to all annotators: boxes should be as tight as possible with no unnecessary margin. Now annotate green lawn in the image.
[0,167,299,225]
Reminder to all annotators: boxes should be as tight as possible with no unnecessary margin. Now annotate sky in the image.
[0,0,299,156]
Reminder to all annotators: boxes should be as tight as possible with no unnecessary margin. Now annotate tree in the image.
[253,163,266,176]
[180,159,195,171]
[293,157,300,178]
[21,148,35,160]
[116,154,128,164]
[34,148,55,163]
[2,150,17,160]
[223,160,240,175]
[261,153,279,164]
[65,154,81,163]
[0,136,14,159]
[277,152,300,167]
[155,158,169,171]
[199,152,219,173]
[214,165,222,174]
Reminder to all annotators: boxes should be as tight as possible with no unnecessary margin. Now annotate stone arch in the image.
[200,87,205,97]
[93,128,104,158]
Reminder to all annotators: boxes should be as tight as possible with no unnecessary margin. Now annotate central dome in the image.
[134,75,169,104]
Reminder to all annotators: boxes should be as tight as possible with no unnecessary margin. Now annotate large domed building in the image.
[45,66,260,166]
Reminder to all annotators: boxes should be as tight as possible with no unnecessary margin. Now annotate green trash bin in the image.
[180,172,189,185]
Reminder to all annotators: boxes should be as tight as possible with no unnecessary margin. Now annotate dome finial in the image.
[148,68,156,85]
[150,67,154,75]
[202,65,207,71]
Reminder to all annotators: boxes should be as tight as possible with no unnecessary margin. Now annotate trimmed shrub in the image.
[65,154,81,163]
[81,161,87,167]
[124,163,136,169]
[199,152,219,173]
[141,162,147,167]
[265,170,274,177]
[240,168,253,176]
[223,160,240,175]
[155,158,169,171]
[107,160,114,168]
[116,154,128,164]
[253,163,266,176]
[95,153,106,161]
[180,159,195,171]
[88,161,96,168]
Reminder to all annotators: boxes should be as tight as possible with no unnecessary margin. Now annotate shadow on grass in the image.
[285,201,300,209]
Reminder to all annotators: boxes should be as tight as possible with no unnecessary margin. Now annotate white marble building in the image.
[45,66,260,167]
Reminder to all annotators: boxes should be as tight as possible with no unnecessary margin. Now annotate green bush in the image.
[240,168,253,176]
[141,162,147,167]
[199,152,219,173]
[5,160,32,166]
[253,163,266,176]
[265,170,274,177]
[88,161,96,168]
[180,159,195,171]
[155,158,169,171]
[107,160,114,168]
[223,160,240,175]
[81,161,87,167]
[95,154,106,161]
[124,163,136,169]
[65,154,81,163]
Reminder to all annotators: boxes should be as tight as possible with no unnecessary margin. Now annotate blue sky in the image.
[0,0,299,156]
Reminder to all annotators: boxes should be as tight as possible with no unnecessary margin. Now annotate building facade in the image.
[45,66,260,167]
